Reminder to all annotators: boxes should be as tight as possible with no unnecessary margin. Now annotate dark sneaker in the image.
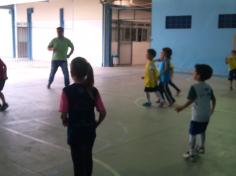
[142,102,152,107]
[169,99,175,107]
[47,84,51,89]
[1,103,9,111]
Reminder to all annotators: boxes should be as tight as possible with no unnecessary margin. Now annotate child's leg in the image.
[163,84,175,105]
[70,144,81,176]
[230,80,233,90]
[0,92,6,104]
[155,91,164,107]
[84,142,94,176]
[228,71,233,90]
[145,92,151,103]
[169,80,181,94]
[200,132,206,148]
[189,134,196,155]
[158,82,165,101]
[143,92,152,107]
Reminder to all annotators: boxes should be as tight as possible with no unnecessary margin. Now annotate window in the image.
[112,20,151,42]
[218,14,236,28]
[166,16,192,29]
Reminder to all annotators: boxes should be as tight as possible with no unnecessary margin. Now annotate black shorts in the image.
[228,69,236,81]
[144,86,159,92]
[0,80,6,91]
[189,121,208,135]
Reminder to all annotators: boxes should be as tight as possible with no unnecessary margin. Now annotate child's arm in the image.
[59,90,69,127]
[96,111,106,128]
[60,113,68,127]
[210,92,216,115]
[95,90,106,128]
[0,59,7,79]
[175,85,196,113]
[175,100,193,112]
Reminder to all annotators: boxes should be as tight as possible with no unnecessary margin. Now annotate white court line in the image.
[34,119,62,129]
[3,119,34,125]
[33,119,113,154]
[0,126,121,176]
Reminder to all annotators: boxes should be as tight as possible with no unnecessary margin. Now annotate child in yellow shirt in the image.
[225,50,236,90]
[143,49,163,107]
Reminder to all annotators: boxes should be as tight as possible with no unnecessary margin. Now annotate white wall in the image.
[132,42,149,65]
[16,0,103,66]
[0,9,13,58]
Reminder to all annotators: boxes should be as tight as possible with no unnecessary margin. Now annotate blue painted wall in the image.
[151,0,236,76]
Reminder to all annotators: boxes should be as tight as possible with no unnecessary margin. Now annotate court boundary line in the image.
[0,126,121,176]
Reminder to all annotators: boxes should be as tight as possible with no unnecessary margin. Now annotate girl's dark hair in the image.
[162,47,172,58]
[70,57,94,90]
[195,64,213,81]
[147,49,156,58]
[232,50,236,54]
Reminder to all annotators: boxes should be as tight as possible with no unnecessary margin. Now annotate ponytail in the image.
[71,57,95,98]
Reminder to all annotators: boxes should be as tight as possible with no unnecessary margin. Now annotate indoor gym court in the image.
[0,61,235,176]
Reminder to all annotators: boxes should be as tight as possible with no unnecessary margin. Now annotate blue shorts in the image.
[189,121,208,135]
[0,80,6,91]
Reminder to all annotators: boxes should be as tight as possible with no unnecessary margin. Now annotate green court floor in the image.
[0,62,235,176]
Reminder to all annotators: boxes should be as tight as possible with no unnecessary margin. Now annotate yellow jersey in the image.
[144,60,159,88]
[226,56,236,70]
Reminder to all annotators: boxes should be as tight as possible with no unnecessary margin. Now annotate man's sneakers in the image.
[0,103,9,111]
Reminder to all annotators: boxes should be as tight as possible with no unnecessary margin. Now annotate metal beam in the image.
[102,4,112,67]
[27,8,33,60]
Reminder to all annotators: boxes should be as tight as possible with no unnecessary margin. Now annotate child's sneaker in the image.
[142,102,152,107]
[158,101,164,108]
[196,146,205,154]
[0,103,9,111]
[183,151,196,161]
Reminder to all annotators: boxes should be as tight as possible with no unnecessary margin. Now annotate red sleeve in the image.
[59,91,68,113]
[95,91,106,113]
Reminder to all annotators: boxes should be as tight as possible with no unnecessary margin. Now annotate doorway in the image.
[17,26,28,58]
[111,8,151,66]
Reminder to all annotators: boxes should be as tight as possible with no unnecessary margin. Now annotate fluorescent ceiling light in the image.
[0,0,47,6]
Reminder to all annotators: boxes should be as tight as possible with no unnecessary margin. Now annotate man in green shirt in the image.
[47,27,74,89]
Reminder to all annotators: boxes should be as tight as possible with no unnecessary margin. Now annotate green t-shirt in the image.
[48,37,74,60]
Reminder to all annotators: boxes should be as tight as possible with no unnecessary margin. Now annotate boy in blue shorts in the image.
[0,58,9,111]
[175,64,216,160]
